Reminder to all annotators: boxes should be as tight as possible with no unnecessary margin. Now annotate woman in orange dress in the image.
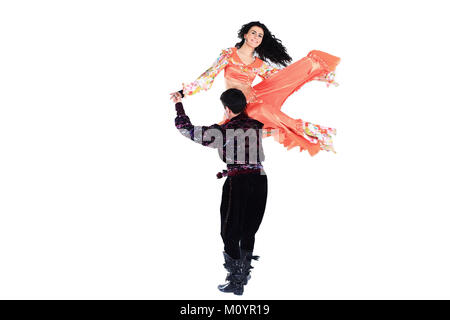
[170,21,340,156]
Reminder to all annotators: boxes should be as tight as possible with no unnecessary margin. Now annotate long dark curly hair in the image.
[235,21,292,67]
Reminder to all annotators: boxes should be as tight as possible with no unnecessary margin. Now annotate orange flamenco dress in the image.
[182,47,340,156]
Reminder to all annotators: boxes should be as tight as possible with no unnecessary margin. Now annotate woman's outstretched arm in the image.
[181,48,233,96]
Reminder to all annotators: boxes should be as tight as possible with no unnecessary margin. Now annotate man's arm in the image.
[174,102,224,149]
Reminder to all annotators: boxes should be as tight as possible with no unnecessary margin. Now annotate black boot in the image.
[240,248,259,285]
[217,252,245,295]
[221,249,259,286]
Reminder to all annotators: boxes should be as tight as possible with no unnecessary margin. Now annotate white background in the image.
[1,0,449,299]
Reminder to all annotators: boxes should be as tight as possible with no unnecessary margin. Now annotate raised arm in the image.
[174,102,224,149]
[181,48,233,97]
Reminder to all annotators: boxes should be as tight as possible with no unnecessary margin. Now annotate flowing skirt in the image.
[247,50,340,156]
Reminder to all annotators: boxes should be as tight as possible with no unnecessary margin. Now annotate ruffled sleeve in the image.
[182,48,233,96]
[257,61,281,80]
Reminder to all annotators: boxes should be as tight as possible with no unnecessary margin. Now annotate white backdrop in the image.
[1,0,449,299]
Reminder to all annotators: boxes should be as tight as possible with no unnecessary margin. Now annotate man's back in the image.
[221,112,265,167]
[175,104,265,171]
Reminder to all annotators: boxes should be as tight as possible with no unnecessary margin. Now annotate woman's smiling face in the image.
[244,26,264,48]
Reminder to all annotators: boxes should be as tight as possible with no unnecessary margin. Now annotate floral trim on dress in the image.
[302,121,337,153]
[182,48,233,96]
[258,61,281,80]
[314,71,339,87]
[228,56,262,74]
[264,122,337,153]
[308,50,340,87]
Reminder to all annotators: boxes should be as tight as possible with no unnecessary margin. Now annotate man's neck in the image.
[228,112,242,120]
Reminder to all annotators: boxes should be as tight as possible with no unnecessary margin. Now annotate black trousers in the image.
[220,173,268,259]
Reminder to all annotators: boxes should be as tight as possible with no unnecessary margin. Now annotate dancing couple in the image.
[171,21,340,295]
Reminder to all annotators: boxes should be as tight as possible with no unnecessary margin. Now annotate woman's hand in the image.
[170,91,182,103]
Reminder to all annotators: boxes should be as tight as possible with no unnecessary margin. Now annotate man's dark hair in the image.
[220,88,247,114]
